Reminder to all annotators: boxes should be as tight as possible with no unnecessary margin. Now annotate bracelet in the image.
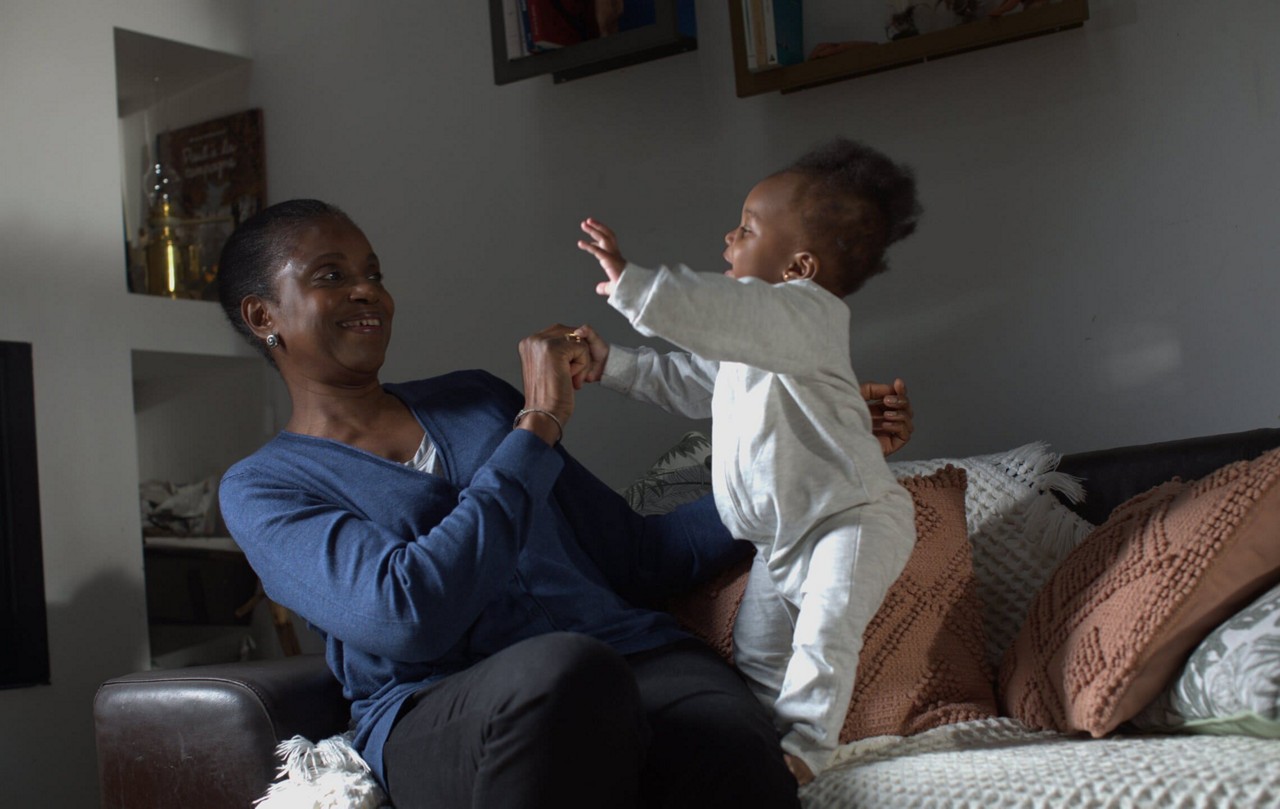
[513,408,563,444]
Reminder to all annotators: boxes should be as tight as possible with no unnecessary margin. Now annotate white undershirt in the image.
[403,433,441,475]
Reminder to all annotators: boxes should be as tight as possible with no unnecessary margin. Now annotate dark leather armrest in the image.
[93,654,348,809]
[1057,428,1280,525]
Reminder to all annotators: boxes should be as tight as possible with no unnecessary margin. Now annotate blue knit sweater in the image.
[219,370,741,785]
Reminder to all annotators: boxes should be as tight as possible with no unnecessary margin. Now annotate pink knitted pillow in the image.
[666,554,752,662]
[669,466,997,741]
[999,447,1280,737]
[840,465,996,741]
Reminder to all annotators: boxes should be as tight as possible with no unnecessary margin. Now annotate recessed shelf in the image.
[729,0,1089,97]
[114,27,254,298]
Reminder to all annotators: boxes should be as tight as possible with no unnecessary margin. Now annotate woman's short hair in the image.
[216,199,354,363]
[785,138,922,297]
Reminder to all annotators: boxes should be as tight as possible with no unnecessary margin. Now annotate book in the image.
[503,0,528,58]
[772,0,804,66]
[155,108,266,298]
[524,0,599,51]
[764,0,779,67]
[748,0,768,69]
[677,0,696,38]
[745,0,802,71]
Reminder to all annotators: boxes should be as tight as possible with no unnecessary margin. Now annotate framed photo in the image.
[490,0,696,85]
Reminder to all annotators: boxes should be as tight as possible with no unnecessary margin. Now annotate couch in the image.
[94,428,1280,808]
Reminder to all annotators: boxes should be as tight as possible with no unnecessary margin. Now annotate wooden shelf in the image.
[729,0,1088,97]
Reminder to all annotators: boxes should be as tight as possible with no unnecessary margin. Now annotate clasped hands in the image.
[515,323,611,445]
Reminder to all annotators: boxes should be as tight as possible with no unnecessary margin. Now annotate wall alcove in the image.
[115,29,318,666]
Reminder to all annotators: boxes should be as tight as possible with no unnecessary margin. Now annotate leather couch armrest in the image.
[1057,427,1280,525]
[94,654,348,809]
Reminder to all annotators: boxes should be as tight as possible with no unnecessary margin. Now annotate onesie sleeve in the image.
[600,343,718,419]
[608,263,844,377]
[220,429,564,663]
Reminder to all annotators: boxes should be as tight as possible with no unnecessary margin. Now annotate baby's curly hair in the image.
[784,138,922,297]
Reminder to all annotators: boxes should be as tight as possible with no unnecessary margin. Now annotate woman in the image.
[216,199,914,808]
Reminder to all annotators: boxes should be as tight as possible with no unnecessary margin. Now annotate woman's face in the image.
[266,216,395,385]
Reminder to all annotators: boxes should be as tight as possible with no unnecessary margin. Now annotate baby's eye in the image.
[367,271,384,283]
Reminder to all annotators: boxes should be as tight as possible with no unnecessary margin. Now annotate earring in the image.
[265,333,280,349]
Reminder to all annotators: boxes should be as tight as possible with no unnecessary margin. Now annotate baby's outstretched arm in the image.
[578,217,626,296]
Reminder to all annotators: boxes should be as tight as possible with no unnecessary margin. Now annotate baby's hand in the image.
[578,218,626,296]
[569,323,610,385]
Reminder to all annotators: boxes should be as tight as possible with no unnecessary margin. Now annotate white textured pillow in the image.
[1129,580,1280,738]
[889,443,1095,667]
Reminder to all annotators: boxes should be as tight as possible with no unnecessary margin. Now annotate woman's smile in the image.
[339,314,386,332]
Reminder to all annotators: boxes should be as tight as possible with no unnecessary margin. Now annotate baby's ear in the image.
[788,251,819,281]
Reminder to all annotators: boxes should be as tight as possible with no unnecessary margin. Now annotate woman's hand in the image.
[517,325,592,445]
[578,218,626,296]
[861,378,914,456]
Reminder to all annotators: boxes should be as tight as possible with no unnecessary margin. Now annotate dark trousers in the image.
[382,633,801,809]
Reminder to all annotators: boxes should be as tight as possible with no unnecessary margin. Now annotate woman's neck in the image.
[284,379,423,462]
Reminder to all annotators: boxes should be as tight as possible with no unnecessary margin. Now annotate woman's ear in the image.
[241,295,274,340]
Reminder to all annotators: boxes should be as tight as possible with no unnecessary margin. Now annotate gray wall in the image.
[0,3,256,807]
[248,0,1280,489]
[1,0,1276,804]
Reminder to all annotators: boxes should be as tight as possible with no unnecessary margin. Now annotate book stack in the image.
[742,0,803,71]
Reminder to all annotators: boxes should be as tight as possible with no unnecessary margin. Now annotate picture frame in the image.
[490,0,696,85]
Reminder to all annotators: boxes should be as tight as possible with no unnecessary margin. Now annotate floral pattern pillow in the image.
[1129,580,1280,738]
[621,432,712,515]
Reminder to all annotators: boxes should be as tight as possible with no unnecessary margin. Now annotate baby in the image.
[575,137,922,781]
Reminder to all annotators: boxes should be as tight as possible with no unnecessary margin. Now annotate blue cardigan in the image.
[219,370,742,784]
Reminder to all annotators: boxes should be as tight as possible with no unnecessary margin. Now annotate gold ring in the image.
[566,332,584,343]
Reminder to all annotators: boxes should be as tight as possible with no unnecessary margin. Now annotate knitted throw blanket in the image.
[263,718,1280,809]
[805,717,1280,808]
[255,734,388,809]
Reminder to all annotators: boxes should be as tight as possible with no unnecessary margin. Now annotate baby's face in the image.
[722,172,808,285]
